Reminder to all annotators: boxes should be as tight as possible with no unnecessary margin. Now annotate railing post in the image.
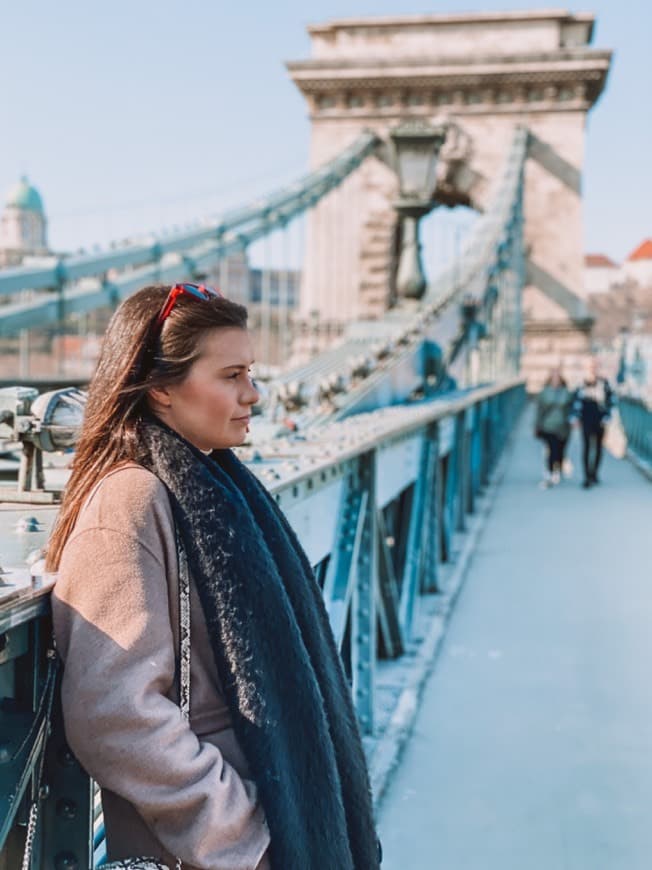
[40,689,94,870]
[455,410,468,532]
[399,425,438,636]
[480,400,491,487]
[493,392,501,450]
[465,412,474,516]
[0,616,56,867]
[352,450,377,735]
[422,422,441,594]
[376,509,404,660]
[468,405,480,511]
[441,450,454,564]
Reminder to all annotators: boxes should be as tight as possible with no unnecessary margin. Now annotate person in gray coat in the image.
[534,368,573,487]
[48,283,381,870]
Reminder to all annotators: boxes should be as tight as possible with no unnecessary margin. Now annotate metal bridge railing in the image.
[619,394,652,469]
[0,377,525,867]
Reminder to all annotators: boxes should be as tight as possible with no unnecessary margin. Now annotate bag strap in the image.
[176,527,191,725]
[174,529,191,870]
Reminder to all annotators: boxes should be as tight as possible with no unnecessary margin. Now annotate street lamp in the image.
[390,121,447,300]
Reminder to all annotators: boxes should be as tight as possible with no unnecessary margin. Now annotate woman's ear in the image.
[147,385,172,409]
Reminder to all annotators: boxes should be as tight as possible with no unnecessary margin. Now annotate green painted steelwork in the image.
[0,133,380,334]
[619,395,652,471]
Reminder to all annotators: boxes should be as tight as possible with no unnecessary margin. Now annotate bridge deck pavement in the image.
[377,412,652,870]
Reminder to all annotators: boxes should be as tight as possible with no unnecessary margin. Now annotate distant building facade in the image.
[587,239,652,391]
[250,268,300,307]
[584,239,652,295]
[583,253,619,295]
[623,239,652,287]
[208,251,251,305]
[207,255,300,309]
[0,176,49,266]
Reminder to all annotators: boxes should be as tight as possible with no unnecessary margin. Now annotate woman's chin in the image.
[221,434,248,449]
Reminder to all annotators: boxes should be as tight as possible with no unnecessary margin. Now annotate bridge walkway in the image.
[377,412,652,870]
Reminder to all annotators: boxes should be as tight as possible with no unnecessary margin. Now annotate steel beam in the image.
[351,451,377,735]
[421,423,441,594]
[376,509,404,659]
[398,430,436,638]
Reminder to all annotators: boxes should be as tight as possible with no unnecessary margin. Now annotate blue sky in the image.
[2,1,650,264]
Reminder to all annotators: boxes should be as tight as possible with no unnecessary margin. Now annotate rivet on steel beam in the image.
[54,853,79,870]
[58,746,76,767]
[56,798,77,819]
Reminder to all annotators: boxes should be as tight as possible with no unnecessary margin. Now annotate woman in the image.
[534,368,573,487]
[48,283,380,870]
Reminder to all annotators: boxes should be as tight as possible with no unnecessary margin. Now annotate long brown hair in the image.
[46,284,248,570]
[544,369,568,389]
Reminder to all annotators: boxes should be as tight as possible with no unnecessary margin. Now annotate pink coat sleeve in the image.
[52,523,270,870]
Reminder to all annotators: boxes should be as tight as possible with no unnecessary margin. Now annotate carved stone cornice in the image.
[307,10,596,35]
[288,48,611,73]
[287,50,611,116]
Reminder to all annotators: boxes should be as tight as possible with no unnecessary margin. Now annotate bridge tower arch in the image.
[287,10,611,387]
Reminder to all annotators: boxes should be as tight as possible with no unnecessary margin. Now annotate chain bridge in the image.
[0,9,650,869]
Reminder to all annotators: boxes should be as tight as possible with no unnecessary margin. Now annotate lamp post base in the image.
[396,211,428,301]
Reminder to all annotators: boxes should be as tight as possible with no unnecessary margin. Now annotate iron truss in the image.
[0,132,381,335]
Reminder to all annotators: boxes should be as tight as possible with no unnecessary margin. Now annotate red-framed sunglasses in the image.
[155,282,223,330]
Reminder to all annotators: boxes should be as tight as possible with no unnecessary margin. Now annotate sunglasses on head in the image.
[155,282,223,330]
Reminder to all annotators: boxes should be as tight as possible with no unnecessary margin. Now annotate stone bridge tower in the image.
[287,10,611,386]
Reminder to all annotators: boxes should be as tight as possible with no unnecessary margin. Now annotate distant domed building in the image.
[0,176,49,267]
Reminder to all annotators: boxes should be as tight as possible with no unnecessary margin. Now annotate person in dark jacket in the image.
[535,368,573,487]
[571,357,614,488]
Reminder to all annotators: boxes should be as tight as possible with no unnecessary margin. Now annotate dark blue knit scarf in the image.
[136,417,380,870]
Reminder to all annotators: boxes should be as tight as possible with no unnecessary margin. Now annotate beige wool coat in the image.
[52,463,271,870]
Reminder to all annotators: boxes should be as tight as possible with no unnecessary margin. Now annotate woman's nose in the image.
[245,379,260,405]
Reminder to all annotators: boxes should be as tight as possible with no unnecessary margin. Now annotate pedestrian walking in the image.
[571,356,615,488]
[534,367,573,487]
[46,283,381,870]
